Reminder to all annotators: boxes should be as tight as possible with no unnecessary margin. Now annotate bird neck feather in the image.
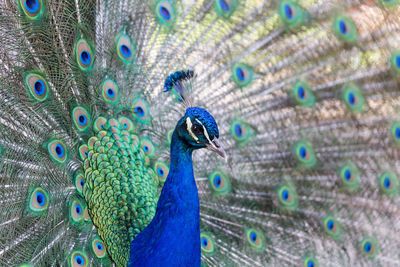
[159,129,198,208]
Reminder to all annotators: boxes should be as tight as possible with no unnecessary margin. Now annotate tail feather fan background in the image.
[0,0,400,266]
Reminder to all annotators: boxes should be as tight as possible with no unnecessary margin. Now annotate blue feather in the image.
[129,123,201,266]
[129,107,220,266]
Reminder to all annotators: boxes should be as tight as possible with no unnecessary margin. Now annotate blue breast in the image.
[128,131,201,266]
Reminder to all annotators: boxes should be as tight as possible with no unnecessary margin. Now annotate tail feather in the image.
[1,0,400,266]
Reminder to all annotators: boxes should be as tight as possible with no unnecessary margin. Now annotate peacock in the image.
[1,0,400,266]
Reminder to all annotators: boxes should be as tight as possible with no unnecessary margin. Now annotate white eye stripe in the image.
[186,117,199,141]
[195,119,213,144]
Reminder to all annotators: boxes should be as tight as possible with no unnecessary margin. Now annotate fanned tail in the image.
[1,0,400,266]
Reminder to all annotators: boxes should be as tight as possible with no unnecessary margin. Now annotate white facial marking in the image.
[186,117,199,141]
[195,119,213,144]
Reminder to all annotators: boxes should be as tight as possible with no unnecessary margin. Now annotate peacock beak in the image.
[206,137,227,160]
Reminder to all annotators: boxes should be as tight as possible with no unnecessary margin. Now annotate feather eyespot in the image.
[304,257,318,267]
[246,228,264,251]
[292,81,315,106]
[154,162,169,183]
[92,238,107,258]
[216,0,237,17]
[25,72,49,101]
[294,142,316,167]
[141,139,154,157]
[72,107,91,132]
[70,251,88,267]
[333,16,358,43]
[118,117,134,132]
[115,33,135,63]
[278,185,297,208]
[20,0,43,19]
[28,187,49,213]
[70,199,84,223]
[279,0,306,27]
[94,117,107,133]
[102,80,119,103]
[361,238,377,258]
[132,99,149,123]
[343,84,364,112]
[47,139,67,163]
[231,121,252,144]
[155,1,175,26]
[323,216,341,238]
[232,63,253,87]
[75,39,94,70]
[379,171,398,195]
[209,171,231,195]
[200,233,215,254]
[339,163,359,189]
[74,171,85,195]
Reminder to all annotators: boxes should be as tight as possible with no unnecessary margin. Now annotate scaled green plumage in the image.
[82,118,158,266]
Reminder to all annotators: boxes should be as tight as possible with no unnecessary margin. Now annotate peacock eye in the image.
[191,124,203,135]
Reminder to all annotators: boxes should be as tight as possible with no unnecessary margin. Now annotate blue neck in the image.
[160,131,197,206]
[128,130,201,266]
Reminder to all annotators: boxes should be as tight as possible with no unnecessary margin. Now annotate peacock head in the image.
[174,107,226,158]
